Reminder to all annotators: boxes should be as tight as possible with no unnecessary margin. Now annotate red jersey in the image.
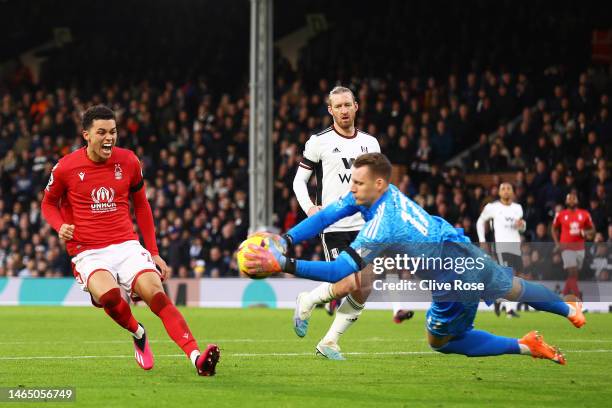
[42,147,152,256]
[552,208,593,250]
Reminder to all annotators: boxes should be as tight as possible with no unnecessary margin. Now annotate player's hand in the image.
[248,231,288,254]
[58,224,75,241]
[514,219,526,230]
[243,242,285,275]
[152,255,170,281]
[307,205,322,217]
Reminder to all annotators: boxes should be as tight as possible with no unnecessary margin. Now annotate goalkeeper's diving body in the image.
[245,153,585,364]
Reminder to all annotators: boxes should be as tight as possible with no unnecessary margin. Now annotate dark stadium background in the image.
[0,0,610,282]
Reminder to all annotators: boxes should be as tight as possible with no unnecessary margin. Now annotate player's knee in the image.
[334,280,359,297]
[98,288,122,308]
[504,277,524,301]
[149,291,172,315]
[427,332,451,351]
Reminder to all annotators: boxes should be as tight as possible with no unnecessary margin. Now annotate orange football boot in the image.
[519,331,566,365]
[566,301,586,328]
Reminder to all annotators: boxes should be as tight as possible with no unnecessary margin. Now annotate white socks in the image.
[567,303,577,318]
[392,302,407,315]
[504,301,517,314]
[132,324,145,340]
[304,283,335,310]
[190,350,201,367]
[518,343,531,355]
[322,295,364,344]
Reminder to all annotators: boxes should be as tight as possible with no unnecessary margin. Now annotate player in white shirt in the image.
[477,182,526,317]
[292,86,413,360]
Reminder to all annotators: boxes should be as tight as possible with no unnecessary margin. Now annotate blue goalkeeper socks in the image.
[517,279,570,317]
[435,330,520,357]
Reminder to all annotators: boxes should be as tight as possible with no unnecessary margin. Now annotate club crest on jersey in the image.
[114,163,123,180]
[90,187,117,213]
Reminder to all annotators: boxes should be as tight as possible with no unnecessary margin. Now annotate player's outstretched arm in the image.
[244,245,360,283]
[286,196,359,244]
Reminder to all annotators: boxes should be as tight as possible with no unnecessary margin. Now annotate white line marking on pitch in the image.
[2,338,612,345]
[2,349,612,361]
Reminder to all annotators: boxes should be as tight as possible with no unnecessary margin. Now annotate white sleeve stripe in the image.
[365,205,382,238]
[365,203,385,239]
[406,199,428,226]
[363,219,375,238]
[364,216,378,238]
[371,203,386,238]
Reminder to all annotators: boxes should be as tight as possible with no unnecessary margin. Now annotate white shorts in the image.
[71,240,159,299]
[561,249,585,270]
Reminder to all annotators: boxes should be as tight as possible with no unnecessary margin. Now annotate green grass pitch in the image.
[1,306,611,407]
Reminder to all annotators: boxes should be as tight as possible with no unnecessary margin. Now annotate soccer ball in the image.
[237,235,275,279]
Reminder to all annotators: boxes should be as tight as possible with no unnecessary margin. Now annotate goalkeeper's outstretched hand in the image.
[248,231,288,254]
[244,239,286,276]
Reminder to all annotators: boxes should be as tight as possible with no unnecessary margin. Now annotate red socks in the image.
[98,288,139,333]
[149,292,199,357]
[562,276,580,297]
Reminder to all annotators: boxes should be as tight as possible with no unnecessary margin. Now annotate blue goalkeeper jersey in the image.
[289,184,461,262]
[287,184,513,301]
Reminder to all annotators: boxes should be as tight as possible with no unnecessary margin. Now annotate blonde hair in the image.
[327,86,356,104]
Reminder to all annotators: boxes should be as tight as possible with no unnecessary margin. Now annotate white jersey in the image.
[297,126,380,233]
[476,200,524,256]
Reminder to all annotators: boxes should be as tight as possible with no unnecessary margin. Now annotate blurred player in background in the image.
[292,86,412,360]
[552,191,595,299]
[477,182,526,317]
[41,105,219,376]
[247,153,585,365]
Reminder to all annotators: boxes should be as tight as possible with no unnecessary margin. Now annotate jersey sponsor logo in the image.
[78,172,85,181]
[90,187,117,213]
[114,164,123,180]
[339,157,356,183]
[338,173,352,183]
[341,157,355,169]
[361,146,368,153]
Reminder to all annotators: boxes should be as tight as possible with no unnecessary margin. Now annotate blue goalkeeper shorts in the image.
[426,301,478,338]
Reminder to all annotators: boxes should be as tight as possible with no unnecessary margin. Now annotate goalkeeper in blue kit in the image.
[245,153,585,364]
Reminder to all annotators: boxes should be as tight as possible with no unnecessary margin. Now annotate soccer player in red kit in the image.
[41,105,220,376]
[551,191,595,298]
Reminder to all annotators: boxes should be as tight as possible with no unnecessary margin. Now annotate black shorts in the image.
[497,252,524,274]
[320,231,359,261]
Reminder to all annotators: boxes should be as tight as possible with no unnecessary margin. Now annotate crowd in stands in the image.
[1,64,611,281]
[0,0,611,281]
